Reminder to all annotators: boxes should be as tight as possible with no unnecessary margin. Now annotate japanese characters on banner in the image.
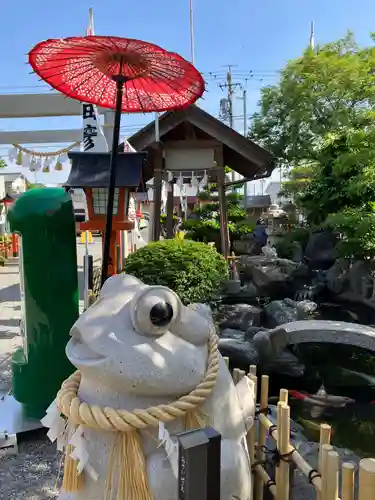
[82,103,108,153]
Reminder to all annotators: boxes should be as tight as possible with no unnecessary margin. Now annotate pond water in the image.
[215,297,375,458]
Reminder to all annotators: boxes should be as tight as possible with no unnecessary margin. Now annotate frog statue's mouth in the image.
[66,330,107,367]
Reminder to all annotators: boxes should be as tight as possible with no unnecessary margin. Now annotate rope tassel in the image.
[57,331,219,499]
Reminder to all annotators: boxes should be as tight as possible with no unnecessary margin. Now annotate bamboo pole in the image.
[325,451,339,500]
[249,365,257,376]
[279,388,288,404]
[253,464,277,498]
[320,444,334,500]
[358,458,375,500]
[276,404,290,500]
[341,462,355,500]
[238,369,246,380]
[318,424,332,500]
[223,356,229,368]
[233,368,241,384]
[258,413,324,493]
[319,424,332,469]
[254,375,269,500]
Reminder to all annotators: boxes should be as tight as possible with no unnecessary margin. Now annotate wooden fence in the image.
[228,361,375,500]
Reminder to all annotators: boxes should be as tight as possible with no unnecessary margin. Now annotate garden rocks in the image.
[264,299,299,328]
[238,255,309,297]
[264,299,317,328]
[220,328,247,341]
[326,259,350,295]
[218,338,259,371]
[216,303,262,331]
[261,348,305,378]
[218,334,305,378]
[304,229,338,270]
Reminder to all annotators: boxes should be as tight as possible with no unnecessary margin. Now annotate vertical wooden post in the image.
[152,143,163,241]
[166,180,175,239]
[320,444,333,500]
[325,451,339,500]
[249,365,257,377]
[279,388,288,404]
[318,423,332,500]
[342,463,355,500]
[359,458,375,500]
[277,404,290,500]
[215,145,230,259]
[254,375,269,500]
[232,368,241,384]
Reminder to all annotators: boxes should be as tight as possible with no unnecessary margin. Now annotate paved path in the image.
[0,262,22,393]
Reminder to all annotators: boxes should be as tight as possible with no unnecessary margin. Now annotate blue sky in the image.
[1,0,375,185]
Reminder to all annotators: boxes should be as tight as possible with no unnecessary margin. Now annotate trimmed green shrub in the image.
[122,239,228,304]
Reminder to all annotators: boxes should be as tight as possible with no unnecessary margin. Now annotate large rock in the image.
[304,229,338,270]
[55,274,254,500]
[216,303,262,331]
[264,299,299,328]
[264,299,317,328]
[261,349,305,378]
[326,259,350,295]
[218,337,305,378]
[239,255,309,297]
[218,338,259,371]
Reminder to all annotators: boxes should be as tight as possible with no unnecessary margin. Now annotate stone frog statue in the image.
[53,274,255,500]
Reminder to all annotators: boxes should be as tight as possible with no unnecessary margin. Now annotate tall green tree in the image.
[249,32,375,164]
[279,160,316,201]
[300,128,375,223]
[0,159,6,168]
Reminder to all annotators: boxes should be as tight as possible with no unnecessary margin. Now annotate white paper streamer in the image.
[158,422,178,477]
[41,399,67,451]
[8,147,17,162]
[69,426,98,481]
[235,376,256,432]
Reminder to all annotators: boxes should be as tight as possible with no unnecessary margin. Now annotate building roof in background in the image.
[246,195,272,207]
[265,181,282,196]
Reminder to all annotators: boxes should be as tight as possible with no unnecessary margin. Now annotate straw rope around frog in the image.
[56,330,219,433]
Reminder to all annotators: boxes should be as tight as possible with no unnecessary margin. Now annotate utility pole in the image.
[219,66,241,129]
[237,88,248,208]
[219,65,241,182]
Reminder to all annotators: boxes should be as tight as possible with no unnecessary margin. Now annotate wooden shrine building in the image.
[125,105,275,258]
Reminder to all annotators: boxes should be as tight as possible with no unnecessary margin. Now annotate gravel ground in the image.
[0,356,62,500]
[0,430,62,500]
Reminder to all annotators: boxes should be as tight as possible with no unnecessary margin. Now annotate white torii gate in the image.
[0,92,115,146]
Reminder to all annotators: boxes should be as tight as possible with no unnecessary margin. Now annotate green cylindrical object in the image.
[8,187,79,418]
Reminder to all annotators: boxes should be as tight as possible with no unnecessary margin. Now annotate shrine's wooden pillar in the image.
[215,145,230,259]
[166,180,175,239]
[152,143,163,241]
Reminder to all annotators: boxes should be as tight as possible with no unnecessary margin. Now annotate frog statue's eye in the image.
[130,286,180,336]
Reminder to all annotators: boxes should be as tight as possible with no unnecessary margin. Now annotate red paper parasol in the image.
[28,36,205,113]
[28,35,205,286]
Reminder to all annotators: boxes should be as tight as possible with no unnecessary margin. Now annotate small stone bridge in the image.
[253,320,375,357]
